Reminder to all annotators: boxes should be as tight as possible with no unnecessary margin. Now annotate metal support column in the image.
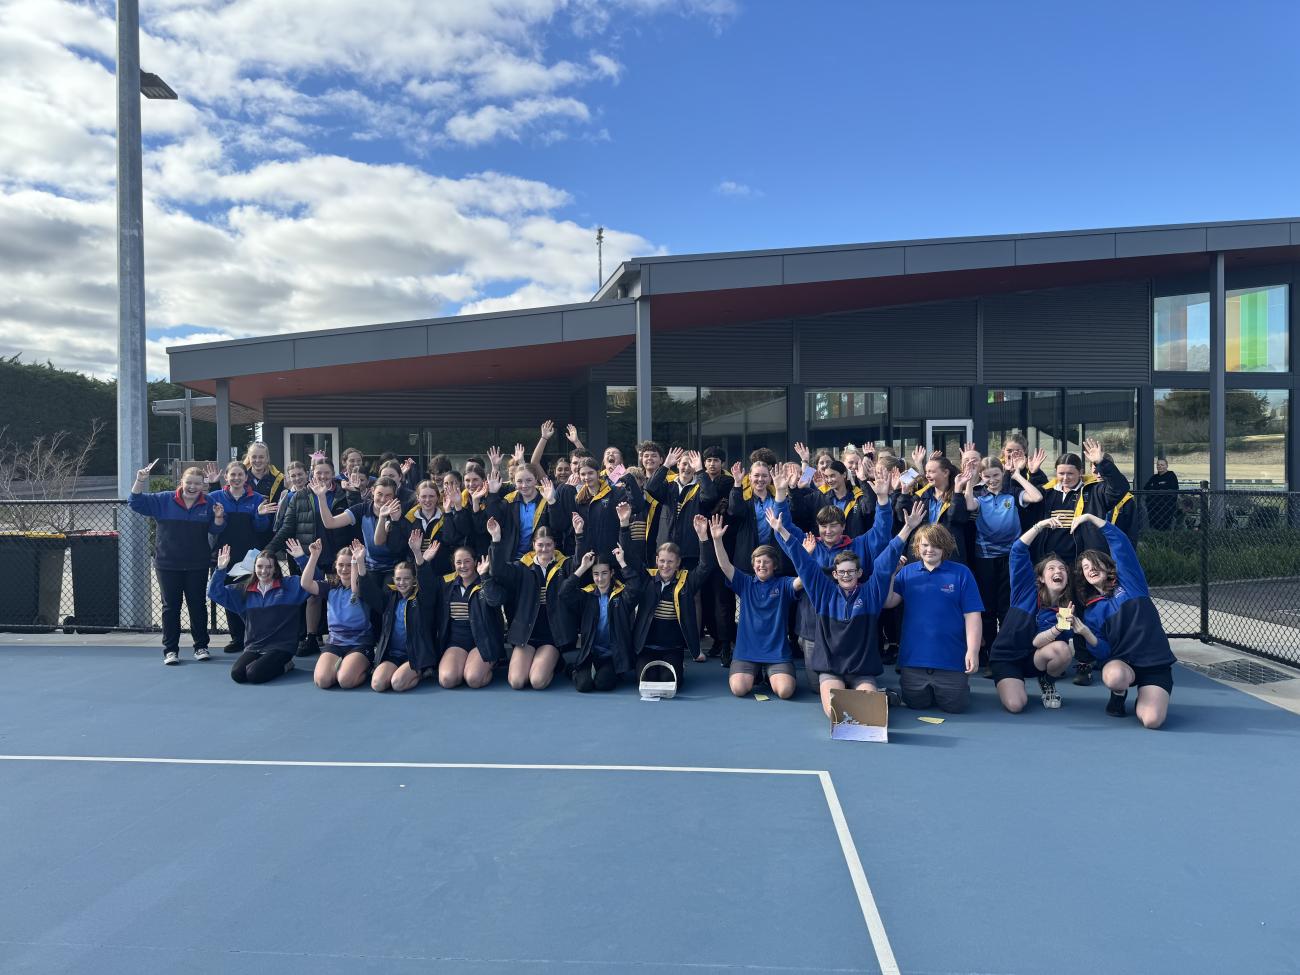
[182,388,194,462]
[1208,252,1226,492]
[634,298,652,442]
[1136,384,1155,505]
[215,379,232,463]
[115,0,151,628]
[970,384,988,453]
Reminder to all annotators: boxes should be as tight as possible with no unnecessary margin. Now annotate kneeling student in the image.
[988,518,1075,712]
[884,523,984,713]
[709,513,800,699]
[291,538,374,690]
[1071,513,1176,729]
[435,545,507,689]
[770,503,922,718]
[358,532,440,693]
[209,541,319,684]
[561,544,637,692]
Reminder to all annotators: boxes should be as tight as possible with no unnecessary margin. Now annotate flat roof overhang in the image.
[169,300,636,411]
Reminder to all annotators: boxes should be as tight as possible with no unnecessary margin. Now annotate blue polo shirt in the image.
[346,501,400,571]
[728,570,799,663]
[390,596,411,661]
[752,496,777,544]
[926,492,946,525]
[592,590,613,657]
[975,490,1021,558]
[893,560,983,671]
[516,498,539,557]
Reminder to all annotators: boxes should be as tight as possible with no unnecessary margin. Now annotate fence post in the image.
[1198,482,1210,643]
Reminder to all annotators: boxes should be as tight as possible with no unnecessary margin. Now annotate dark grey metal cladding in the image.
[1115,227,1207,258]
[647,255,783,295]
[1014,234,1116,265]
[904,241,1016,275]
[783,247,904,284]
[588,322,794,385]
[797,301,978,384]
[981,280,1150,384]
[1206,223,1293,251]
[264,379,573,426]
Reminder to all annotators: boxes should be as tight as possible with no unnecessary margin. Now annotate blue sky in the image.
[2,0,1297,377]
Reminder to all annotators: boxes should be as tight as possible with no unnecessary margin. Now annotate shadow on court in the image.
[1,642,1298,975]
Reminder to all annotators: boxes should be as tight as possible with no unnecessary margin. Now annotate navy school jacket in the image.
[897,482,974,564]
[623,530,716,658]
[550,477,636,560]
[727,485,792,576]
[432,569,508,663]
[484,488,550,561]
[988,539,1064,665]
[489,543,576,648]
[790,484,871,538]
[1027,457,1131,563]
[778,526,904,678]
[128,489,225,571]
[1079,521,1175,670]
[642,468,717,560]
[208,568,310,654]
[560,573,637,675]
[361,562,440,670]
[402,504,462,577]
[206,487,270,564]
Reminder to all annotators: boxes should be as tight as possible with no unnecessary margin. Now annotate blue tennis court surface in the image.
[2,643,1299,974]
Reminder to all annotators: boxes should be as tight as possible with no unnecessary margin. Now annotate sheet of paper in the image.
[754,693,770,702]
[918,716,945,725]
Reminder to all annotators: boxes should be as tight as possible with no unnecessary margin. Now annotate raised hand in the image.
[1070,512,1103,533]
[257,500,279,516]
[567,470,581,487]
[612,542,626,566]
[730,461,745,483]
[486,517,502,542]
[793,441,810,464]
[709,513,727,539]
[811,469,825,488]
[930,449,944,462]
[571,511,586,535]
[692,514,710,539]
[802,534,817,554]
[962,441,978,457]
[423,539,441,562]
[216,544,231,570]
[1082,438,1104,465]
[350,538,366,559]
[203,460,220,482]
[486,445,503,470]
[308,538,322,558]
[443,487,461,511]
[771,465,789,492]
[134,462,157,483]
[211,502,225,522]
[401,457,415,474]
[348,471,366,492]
[310,478,329,497]
[664,446,684,469]
[512,443,526,464]
[904,499,926,530]
[565,423,581,446]
[382,499,404,520]
[476,554,491,576]
[487,470,502,494]
[764,506,783,533]
[910,445,928,471]
[1028,447,1047,474]
[578,550,597,574]
[861,443,876,459]
[408,531,424,559]
[540,419,555,440]
[615,500,632,526]
[889,468,902,494]
[540,477,556,504]
[285,538,303,558]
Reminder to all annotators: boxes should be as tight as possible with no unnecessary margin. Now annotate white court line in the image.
[0,755,899,974]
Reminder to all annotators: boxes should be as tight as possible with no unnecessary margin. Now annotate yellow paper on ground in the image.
[918,716,945,725]
[754,694,770,702]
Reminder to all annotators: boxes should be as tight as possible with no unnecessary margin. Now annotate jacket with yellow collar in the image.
[644,466,717,560]
[488,541,576,647]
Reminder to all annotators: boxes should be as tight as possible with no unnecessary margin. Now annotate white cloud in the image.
[0,0,717,380]
[716,179,761,198]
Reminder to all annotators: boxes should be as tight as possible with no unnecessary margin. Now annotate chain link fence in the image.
[0,499,231,636]
[1,493,1298,667]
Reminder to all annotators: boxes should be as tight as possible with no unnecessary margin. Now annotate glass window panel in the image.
[340,426,426,474]
[1154,293,1210,371]
[651,386,697,452]
[1065,389,1136,481]
[1226,390,1288,490]
[606,386,637,459]
[986,389,1062,461]
[1154,389,1209,486]
[1226,285,1288,373]
[805,388,888,455]
[698,388,787,465]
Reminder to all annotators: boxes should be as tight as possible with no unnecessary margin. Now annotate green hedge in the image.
[1139,530,1300,587]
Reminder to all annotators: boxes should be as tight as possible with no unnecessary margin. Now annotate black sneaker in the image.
[296,633,320,657]
[880,644,899,665]
[1038,675,1061,709]
[223,641,244,654]
[1072,662,1093,686]
[1105,690,1128,717]
[718,643,733,668]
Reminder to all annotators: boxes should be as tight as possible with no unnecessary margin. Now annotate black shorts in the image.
[324,643,375,664]
[729,659,795,680]
[991,657,1041,684]
[1127,662,1174,693]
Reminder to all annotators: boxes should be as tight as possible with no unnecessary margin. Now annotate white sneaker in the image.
[193,647,211,661]
[164,651,180,665]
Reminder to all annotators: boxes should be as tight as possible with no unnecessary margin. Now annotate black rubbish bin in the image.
[0,531,67,632]
[66,531,120,633]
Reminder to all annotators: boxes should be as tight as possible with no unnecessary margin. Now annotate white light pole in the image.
[116,0,175,627]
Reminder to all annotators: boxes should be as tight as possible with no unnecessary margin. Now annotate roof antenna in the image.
[596,226,605,287]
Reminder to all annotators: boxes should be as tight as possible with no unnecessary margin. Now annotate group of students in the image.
[127,420,1176,729]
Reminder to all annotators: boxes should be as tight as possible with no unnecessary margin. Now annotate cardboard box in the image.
[829,688,889,742]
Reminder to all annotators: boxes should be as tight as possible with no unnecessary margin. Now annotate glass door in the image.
[283,427,339,470]
[924,418,973,464]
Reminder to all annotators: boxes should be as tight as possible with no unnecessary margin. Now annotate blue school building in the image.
[167,217,1299,490]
